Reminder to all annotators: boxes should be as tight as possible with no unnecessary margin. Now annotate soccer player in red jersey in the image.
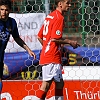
[36,0,80,100]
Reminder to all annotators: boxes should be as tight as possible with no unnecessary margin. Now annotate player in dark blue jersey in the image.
[0,0,36,93]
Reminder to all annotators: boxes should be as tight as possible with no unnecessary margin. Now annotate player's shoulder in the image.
[8,17,16,24]
[7,17,17,29]
[45,10,64,24]
[49,10,63,20]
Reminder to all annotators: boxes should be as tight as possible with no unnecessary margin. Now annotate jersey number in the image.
[43,20,50,35]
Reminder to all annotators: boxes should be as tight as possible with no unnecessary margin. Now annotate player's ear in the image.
[58,1,62,7]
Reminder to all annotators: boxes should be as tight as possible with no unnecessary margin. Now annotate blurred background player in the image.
[36,0,80,100]
[0,0,36,93]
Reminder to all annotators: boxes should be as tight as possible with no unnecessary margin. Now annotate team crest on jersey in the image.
[56,30,61,35]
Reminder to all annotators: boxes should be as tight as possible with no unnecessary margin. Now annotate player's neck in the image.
[56,8,62,14]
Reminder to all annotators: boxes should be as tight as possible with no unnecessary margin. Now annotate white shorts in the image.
[42,63,63,82]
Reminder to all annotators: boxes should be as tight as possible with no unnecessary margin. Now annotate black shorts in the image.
[0,62,4,79]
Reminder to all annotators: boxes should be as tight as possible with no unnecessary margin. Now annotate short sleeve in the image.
[11,18,20,38]
[38,25,44,39]
[51,18,64,39]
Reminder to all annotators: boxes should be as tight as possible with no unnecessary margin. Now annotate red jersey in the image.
[38,10,64,65]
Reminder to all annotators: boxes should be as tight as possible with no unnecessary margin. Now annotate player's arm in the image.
[51,18,80,49]
[11,19,36,59]
[38,36,43,46]
[37,25,44,46]
[14,37,36,59]
[51,38,70,44]
[51,38,80,49]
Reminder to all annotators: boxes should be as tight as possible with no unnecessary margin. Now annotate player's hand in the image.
[28,50,36,59]
[69,40,80,49]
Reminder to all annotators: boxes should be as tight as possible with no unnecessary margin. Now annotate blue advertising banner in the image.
[3,50,41,79]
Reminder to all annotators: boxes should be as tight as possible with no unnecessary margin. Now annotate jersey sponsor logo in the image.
[0,31,8,41]
[56,30,61,35]
[0,28,11,41]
